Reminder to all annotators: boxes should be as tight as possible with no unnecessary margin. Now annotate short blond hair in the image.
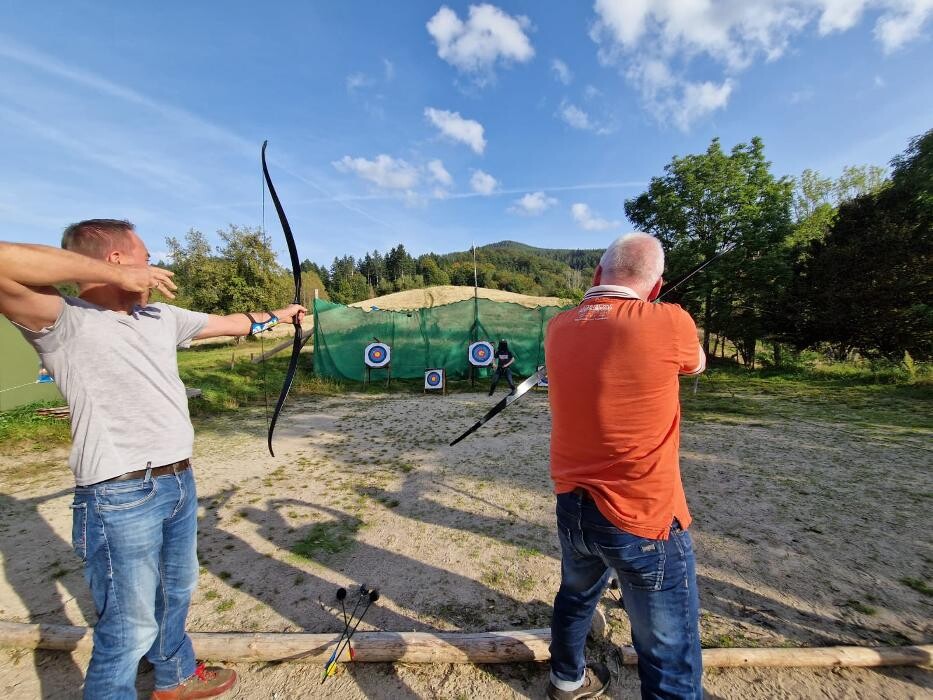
[62,219,135,260]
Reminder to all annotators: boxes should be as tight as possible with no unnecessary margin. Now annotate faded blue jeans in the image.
[71,466,199,699]
[550,491,702,699]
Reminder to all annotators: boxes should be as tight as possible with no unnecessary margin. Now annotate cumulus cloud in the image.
[509,191,558,216]
[426,4,534,83]
[571,202,621,231]
[332,154,420,190]
[425,107,487,154]
[590,0,933,129]
[427,159,453,186]
[470,169,498,195]
[551,58,573,84]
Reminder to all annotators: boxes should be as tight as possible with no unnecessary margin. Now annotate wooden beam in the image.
[250,329,313,364]
[0,621,930,668]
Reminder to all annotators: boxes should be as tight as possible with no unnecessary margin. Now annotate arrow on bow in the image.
[261,140,303,457]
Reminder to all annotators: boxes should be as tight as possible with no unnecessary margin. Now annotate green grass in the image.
[844,599,878,615]
[0,401,71,453]
[900,577,933,597]
[290,520,361,561]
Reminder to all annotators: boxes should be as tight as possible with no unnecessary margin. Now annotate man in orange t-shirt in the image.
[545,232,704,700]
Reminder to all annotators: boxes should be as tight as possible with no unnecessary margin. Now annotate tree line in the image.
[163,128,930,364]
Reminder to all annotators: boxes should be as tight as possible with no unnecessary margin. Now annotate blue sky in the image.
[1,1,931,268]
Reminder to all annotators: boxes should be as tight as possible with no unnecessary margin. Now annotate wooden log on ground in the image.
[251,329,313,364]
[0,621,930,668]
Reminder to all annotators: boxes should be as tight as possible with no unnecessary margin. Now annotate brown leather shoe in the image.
[151,663,237,699]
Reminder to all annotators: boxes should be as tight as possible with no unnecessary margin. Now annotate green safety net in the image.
[312,297,573,381]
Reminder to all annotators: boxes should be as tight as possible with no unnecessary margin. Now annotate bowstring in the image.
[259,163,270,430]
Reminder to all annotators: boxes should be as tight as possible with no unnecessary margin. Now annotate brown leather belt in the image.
[99,458,191,485]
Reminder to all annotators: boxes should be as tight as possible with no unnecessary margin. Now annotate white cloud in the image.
[470,169,498,195]
[558,101,593,130]
[551,58,573,84]
[557,100,614,134]
[571,202,621,231]
[426,4,534,83]
[583,84,601,100]
[427,159,453,186]
[591,0,933,129]
[672,79,734,131]
[424,107,487,154]
[332,154,420,190]
[874,74,886,88]
[346,72,373,93]
[383,58,395,81]
[509,191,558,216]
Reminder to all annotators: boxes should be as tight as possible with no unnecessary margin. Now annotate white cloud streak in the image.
[426,4,534,83]
[571,202,621,231]
[424,107,487,154]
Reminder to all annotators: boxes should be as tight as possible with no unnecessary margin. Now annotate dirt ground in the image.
[1,390,931,699]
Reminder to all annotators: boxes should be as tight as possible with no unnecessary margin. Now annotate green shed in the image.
[0,315,62,411]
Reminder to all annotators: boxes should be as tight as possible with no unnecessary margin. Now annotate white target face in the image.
[424,369,444,389]
[468,341,494,367]
[364,342,391,368]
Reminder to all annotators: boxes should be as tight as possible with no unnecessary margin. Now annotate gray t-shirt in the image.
[17,297,208,486]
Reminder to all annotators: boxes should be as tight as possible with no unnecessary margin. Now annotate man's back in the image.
[546,296,702,539]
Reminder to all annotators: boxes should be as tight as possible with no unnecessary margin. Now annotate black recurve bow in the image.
[262,140,303,457]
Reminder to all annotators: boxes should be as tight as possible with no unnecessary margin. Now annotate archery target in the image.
[537,365,549,388]
[468,341,494,367]
[424,369,444,390]
[364,342,391,368]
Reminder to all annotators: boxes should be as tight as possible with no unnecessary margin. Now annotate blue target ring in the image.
[425,369,444,389]
[364,342,391,368]
[468,341,494,367]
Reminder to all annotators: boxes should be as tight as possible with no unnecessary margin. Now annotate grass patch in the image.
[290,520,361,561]
[900,577,933,597]
[0,401,71,453]
[844,599,878,615]
[215,599,235,613]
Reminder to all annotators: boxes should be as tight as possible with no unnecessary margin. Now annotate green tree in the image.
[794,130,932,360]
[625,137,794,365]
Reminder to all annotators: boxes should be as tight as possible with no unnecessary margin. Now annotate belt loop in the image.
[143,461,153,483]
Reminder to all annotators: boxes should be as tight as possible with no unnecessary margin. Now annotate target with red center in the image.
[468,341,494,367]
[364,342,391,368]
[424,369,444,390]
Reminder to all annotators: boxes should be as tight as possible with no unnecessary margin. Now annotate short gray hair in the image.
[599,232,664,287]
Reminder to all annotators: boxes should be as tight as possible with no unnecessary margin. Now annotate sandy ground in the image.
[1,389,931,699]
[349,285,568,311]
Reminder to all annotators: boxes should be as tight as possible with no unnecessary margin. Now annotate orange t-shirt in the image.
[546,293,703,540]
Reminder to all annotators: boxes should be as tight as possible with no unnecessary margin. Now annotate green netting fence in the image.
[312,297,573,381]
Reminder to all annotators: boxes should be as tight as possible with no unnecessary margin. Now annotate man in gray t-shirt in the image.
[0,220,304,700]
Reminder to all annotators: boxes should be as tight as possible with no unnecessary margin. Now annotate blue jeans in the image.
[71,466,199,699]
[550,491,702,699]
[489,367,515,392]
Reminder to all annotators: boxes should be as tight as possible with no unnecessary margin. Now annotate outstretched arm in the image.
[194,304,307,340]
[0,242,175,331]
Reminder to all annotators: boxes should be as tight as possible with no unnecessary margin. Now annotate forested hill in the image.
[303,239,604,306]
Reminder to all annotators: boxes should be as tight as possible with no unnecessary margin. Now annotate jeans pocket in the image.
[70,502,88,561]
[96,479,158,511]
[597,539,666,591]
